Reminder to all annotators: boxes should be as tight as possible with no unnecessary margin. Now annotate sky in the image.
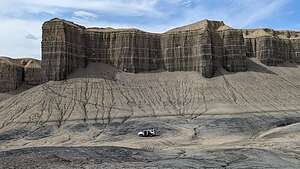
[0,0,299,59]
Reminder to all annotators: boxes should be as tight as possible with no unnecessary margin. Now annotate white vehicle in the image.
[138,128,160,137]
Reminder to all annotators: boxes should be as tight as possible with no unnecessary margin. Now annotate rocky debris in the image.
[41,18,300,81]
[0,57,41,92]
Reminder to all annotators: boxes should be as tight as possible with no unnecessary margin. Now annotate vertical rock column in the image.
[0,61,23,92]
[108,32,161,72]
[199,30,214,77]
[244,38,257,58]
[160,32,176,72]
[211,31,224,70]
[42,19,86,81]
[24,60,42,85]
[290,39,300,63]
[161,29,213,77]
[222,29,247,72]
[161,31,193,72]
[256,37,290,66]
[64,24,87,70]
[42,20,67,81]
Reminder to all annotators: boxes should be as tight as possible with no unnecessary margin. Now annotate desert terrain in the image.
[0,58,300,168]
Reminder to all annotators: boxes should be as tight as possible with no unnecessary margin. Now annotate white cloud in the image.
[74,11,98,18]
[0,0,163,59]
[238,0,288,27]
[182,0,193,7]
[25,34,39,40]
[0,0,291,59]
[0,0,162,17]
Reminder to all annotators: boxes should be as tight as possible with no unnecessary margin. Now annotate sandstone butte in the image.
[1,18,300,92]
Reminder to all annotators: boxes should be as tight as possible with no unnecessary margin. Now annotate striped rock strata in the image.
[0,57,41,92]
[42,18,300,81]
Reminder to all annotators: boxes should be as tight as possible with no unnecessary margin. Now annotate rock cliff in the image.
[0,57,41,92]
[243,29,300,65]
[0,57,23,92]
[1,18,300,92]
[42,18,300,81]
[23,60,42,85]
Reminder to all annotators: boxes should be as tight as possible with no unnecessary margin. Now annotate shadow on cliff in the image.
[275,61,299,68]
[215,58,277,77]
[67,62,120,80]
[246,58,278,74]
[66,58,286,80]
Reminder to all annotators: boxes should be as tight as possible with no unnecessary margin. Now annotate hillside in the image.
[0,58,300,168]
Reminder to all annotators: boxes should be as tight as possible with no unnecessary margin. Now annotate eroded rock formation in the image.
[1,18,300,92]
[0,58,23,92]
[42,18,300,81]
[0,57,41,92]
[243,29,300,65]
[24,60,42,85]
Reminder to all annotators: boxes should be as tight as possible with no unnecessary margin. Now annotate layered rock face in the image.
[0,57,41,92]
[15,58,42,85]
[39,18,300,81]
[164,20,247,76]
[84,29,161,72]
[42,19,161,81]
[0,58,23,92]
[243,29,300,65]
[220,30,247,72]
[41,19,246,80]
[162,27,214,77]
[23,60,42,85]
[2,19,299,92]
[42,19,86,81]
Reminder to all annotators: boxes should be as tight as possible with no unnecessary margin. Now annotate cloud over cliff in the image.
[0,0,297,59]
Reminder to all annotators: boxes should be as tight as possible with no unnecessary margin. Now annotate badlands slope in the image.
[0,58,300,168]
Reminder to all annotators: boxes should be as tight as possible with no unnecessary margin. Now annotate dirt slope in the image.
[0,58,300,168]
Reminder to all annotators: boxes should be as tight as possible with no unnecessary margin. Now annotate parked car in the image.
[138,128,160,137]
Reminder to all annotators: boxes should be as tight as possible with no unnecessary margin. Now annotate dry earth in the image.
[0,58,300,168]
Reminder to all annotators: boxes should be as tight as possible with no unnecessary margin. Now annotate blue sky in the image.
[0,0,299,59]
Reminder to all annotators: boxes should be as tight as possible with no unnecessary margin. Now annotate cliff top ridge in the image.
[166,19,232,33]
[45,18,300,39]
[0,56,40,67]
